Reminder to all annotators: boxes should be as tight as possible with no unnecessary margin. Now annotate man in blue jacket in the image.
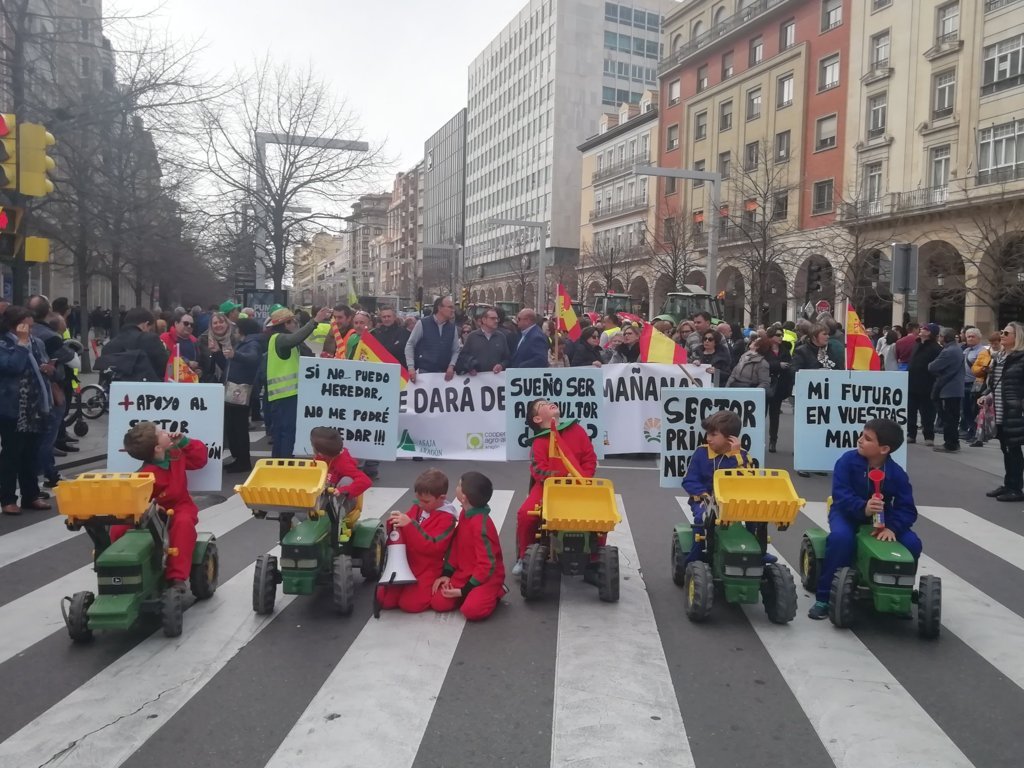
[510,308,549,368]
[808,418,922,620]
[928,326,965,453]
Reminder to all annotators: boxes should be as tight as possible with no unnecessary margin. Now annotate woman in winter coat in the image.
[791,323,844,372]
[694,330,733,384]
[877,328,901,371]
[927,327,967,452]
[726,335,771,391]
[608,323,642,364]
[199,312,238,383]
[981,321,1024,502]
[764,329,794,453]
[214,317,263,473]
[969,331,1003,447]
[907,324,941,445]
[571,326,606,367]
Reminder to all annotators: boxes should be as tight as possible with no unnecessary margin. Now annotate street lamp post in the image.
[634,164,722,293]
[488,218,549,313]
[425,242,463,298]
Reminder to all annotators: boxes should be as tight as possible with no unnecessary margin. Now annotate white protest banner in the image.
[396,372,506,460]
[505,368,605,460]
[295,358,401,460]
[659,388,766,488]
[107,383,225,491]
[793,370,909,471]
[602,363,713,454]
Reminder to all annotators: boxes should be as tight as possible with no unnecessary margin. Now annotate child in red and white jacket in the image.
[112,422,208,589]
[376,468,458,613]
[310,427,373,528]
[430,471,505,621]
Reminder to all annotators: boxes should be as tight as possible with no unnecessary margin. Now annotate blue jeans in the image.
[36,408,62,482]
[816,511,922,602]
[269,396,297,459]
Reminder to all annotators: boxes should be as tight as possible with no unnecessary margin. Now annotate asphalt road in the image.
[0,418,1021,768]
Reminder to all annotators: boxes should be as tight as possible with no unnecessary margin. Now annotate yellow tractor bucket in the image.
[541,476,620,533]
[234,459,327,513]
[55,473,155,524]
[712,469,805,525]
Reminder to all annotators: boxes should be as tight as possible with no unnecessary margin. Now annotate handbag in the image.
[976,395,997,441]
[223,361,252,405]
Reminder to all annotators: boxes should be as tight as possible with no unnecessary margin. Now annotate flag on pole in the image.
[347,273,359,307]
[638,322,687,364]
[350,330,411,389]
[846,304,881,371]
[556,284,581,341]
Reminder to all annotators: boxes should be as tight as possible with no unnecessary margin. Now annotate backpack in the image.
[727,352,762,388]
[95,349,158,382]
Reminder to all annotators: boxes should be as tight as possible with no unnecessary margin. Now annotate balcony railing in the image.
[977,164,1024,186]
[592,153,650,183]
[659,0,794,75]
[589,196,649,222]
[693,223,746,248]
[895,186,948,211]
[935,30,959,46]
[986,0,1022,11]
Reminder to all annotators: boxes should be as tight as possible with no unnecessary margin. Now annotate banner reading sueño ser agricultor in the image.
[504,368,605,460]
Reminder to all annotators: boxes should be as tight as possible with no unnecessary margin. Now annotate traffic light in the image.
[0,205,23,259]
[460,287,468,309]
[0,114,15,190]
[19,122,56,197]
[807,262,823,292]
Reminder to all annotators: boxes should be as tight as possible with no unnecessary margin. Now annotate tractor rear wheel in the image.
[332,554,355,616]
[917,575,942,639]
[67,591,94,643]
[761,563,798,624]
[252,554,278,616]
[683,561,714,622]
[671,537,687,587]
[360,528,386,581]
[161,586,184,638]
[829,567,857,629]
[190,541,219,600]
[597,546,619,603]
[798,536,820,592]
[521,543,548,601]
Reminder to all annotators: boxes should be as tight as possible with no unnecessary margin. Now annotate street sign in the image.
[891,242,919,295]
[815,300,831,314]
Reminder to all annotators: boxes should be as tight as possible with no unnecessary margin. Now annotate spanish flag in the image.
[846,304,880,371]
[638,322,687,364]
[350,331,411,389]
[556,284,581,341]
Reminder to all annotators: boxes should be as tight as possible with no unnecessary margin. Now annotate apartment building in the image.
[379,164,421,302]
[346,194,391,295]
[293,233,347,307]
[422,109,466,302]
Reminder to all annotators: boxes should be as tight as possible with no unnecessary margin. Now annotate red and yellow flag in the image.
[846,304,880,371]
[556,284,581,341]
[638,322,687,364]
[350,331,410,389]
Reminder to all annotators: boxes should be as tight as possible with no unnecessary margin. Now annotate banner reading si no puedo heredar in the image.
[387,363,713,461]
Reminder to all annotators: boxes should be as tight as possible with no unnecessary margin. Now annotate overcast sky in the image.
[114,0,528,175]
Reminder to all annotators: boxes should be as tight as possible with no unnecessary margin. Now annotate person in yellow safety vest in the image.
[320,303,357,359]
[266,305,332,458]
[782,321,798,356]
[310,309,332,346]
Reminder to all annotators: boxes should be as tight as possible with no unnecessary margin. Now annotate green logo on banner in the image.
[398,429,416,452]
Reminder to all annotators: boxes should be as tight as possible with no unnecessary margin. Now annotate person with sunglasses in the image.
[160,311,204,382]
[694,330,733,384]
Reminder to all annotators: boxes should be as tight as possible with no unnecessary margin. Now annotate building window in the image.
[666,176,678,194]
[746,87,762,120]
[873,0,892,9]
[80,56,91,77]
[744,141,759,170]
[695,111,708,140]
[822,0,842,31]
[775,130,791,161]
[718,151,731,179]
[933,70,955,118]
[864,162,883,203]
[669,79,681,104]
[816,114,838,150]
[867,93,887,137]
[697,64,709,92]
[693,160,706,188]
[719,100,733,131]
[936,2,959,44]
[667,124,680,150]
[871,31,890,68]
[982,35,1024,95]
[772,192,789,220]
[813,180,835,214]
[722,51,734,80]
[749,36,764,66]
[819,54,840,91]
[780,19,796,50]
[777,74,794,107]
[931,144,951,188]
[80,18,90,40]
[977,120,1023,183]
[691,213,703,236]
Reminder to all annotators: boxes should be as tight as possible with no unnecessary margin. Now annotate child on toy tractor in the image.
[807,418,922,620]
[310,426,372,539]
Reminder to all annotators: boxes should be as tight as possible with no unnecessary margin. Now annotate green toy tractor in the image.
[236,460,386,616]
[800,498,941,639]
[57,473,218,642]
[672,469,802,624]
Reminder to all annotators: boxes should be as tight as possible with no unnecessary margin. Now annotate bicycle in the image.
[64,371,110,437]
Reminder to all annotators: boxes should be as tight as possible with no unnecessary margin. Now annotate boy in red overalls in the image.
[112,422,208,589]
[376,468,457,613]
[309,427,373,530]
[512,399,598,576]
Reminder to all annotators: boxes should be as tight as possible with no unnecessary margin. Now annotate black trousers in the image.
[225,403,252,468]
[907,392,935,440]
[941,397,962,449]
[998,426,1024,493]
[768,397,783,443]
[0,419,42,506]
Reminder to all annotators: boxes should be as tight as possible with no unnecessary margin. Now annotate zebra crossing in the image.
[0,481,1020,768]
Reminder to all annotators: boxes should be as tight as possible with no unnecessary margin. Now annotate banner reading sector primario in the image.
[505,368,605,460]
[793,370,909,471]
[107,382,225,491]
[295,357,401,460]
[659,387,766,488]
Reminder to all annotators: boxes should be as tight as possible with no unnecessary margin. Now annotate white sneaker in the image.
[511,559,524,576]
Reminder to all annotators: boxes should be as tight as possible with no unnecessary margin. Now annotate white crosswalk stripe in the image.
[916,505,1024,573]
[0,515,78,569]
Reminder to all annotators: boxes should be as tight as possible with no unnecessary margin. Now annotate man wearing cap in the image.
[265,305,332,458]
[907,322,941,446]
[405,296,461,383]
[220,300,242,324]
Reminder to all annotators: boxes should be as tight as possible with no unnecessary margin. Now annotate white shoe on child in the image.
[511,559,524,576]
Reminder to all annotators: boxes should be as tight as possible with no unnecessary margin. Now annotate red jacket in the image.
[315,449,372,498]
[140,437,208,517]
[529,421,597,483]
[401,501,457,581]
[444,505,505,596]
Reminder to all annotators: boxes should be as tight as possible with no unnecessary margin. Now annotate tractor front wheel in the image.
[829,567,857,629]
[597,545,619,603]
[252,554,278,616]
[360,528,387,581]
[761,563,798,624]
[917,575,942,639]
[332,554,355,616]
[190,542,219,600]
[799,536,820,592]
[521,543,548,601]
[671,537,687,587]
[683,561,714,622]
[67,591,94,643]
[161,586,184,638]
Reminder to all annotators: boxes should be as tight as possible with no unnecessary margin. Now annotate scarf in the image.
[209,313,234,349]
[7,333,51,430]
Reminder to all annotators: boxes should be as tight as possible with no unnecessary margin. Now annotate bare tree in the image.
[641,202,705,291]
[580,235,628,294]
[505,233,537,306]
[198,58,386,299]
